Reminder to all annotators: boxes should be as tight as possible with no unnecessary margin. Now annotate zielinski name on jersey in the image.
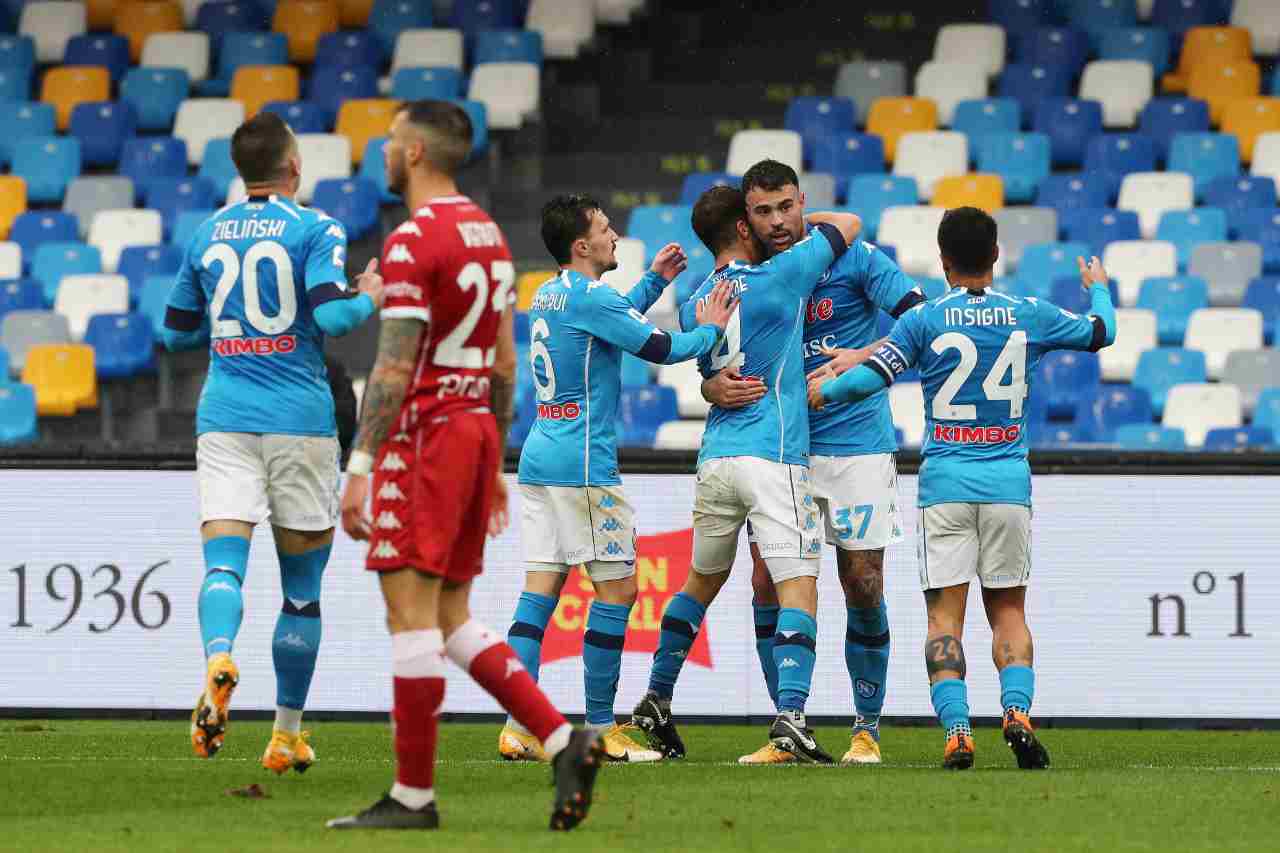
[211,218,288,242]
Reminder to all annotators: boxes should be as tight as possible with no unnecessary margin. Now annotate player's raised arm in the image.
[1031,256,1117,353]
[579,279,733,365]
[805,210,862,248]
[811,307,924,410]
[161,245,210,351]
[623,242,687,315]
[307,218,384,337]
[762,211,861,298]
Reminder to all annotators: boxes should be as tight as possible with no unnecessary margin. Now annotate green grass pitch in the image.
[3,720,1278,852]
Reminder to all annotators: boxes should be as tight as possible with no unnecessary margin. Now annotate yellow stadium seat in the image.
[339,0,375,27]
[866,97,939,163]
[0,176,27,239]
[22,344,97,416]
[1188,59,1261,126]
[115,1,184,62]
[336,99,397,165]
[1163,26,1253,93]
[1222,97,1280,163]
[517,271,556,311]
[231,65,301,118]
[41,67,111,131]
[87,0,119,31]
[273,0,340,63]
[932,174,1004,213]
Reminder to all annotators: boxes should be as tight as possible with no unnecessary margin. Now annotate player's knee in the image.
[749,558,778,605]
[684,569,728,605]
[838,549,885,607]
[592,573,637,607]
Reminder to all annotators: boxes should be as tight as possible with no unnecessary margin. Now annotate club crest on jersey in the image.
[932,424,1022,444]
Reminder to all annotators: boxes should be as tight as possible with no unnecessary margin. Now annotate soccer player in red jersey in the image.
[327,100,604,832]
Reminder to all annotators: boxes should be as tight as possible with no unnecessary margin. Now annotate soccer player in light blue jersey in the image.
[812,207,1117,769]
[703,160,925,765]
[630,183,862,763]
[162,112,384,770]
[501,195,736,763]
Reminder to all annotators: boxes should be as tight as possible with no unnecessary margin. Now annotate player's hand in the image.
[695,280,737,331]
[807,374,829,411]
[805,341,874,385]
[340,473,372,541]
[355,257,384,309]
[649,242,688,283]
[488,470,510,538]
[702,370,766,409]
[1077,255,1108,290]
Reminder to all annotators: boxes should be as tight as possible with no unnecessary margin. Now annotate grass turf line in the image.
[2,720,1278,852]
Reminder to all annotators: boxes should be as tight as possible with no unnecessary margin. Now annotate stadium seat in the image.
[1234,209,1280,273]
[65,34,131,83]
[261,101,328,134]
[1098,27,1172,79]
[932,174,1003,212]
[0,278,40,323]
[145,177,218,241]
[1137,98,1211,164]
[952,98,1021,152]
[1050,275,1119,315]
[878,206,948,278]
[1163,26,1251,93]
[0,241,18,280]
[1188,241,1263,304]
[893,132,967,199]
[600,236,645,294]
[1138,275,1210,344]
[336,99,396,165]
[1080,61,1153,128]
[191,138,238,201]
[1104,239,1178,305]
[1117,171,1194,238]
[933,24,1005,79]
[1037,172,1113,214]
[516,270,553,311]
[1100,307,1158,380]
[992,207,1057,271]
[0,34,35,83]
[33,242,102,307]
[116,1,184,63]
[1242,276,1280,343]
[1077,385,1154,441]
[1133,347,1207,415]
[996,63,1073,125]
[210,32,289,97]
[678,173,737,207]
[974,132,1050,203]
[811,133,884,183]
[1032,422,1092,448]
[311,178,379,239]
[54,273,128,341]
[1156,208,1228,268]
[22,342,96,415]
[452,97,489,158]
[118,245,180,306]
[1062,208,1142,257]
[1034,98,1104,168]
[914,61,988,128]
[526,0,593,59]
[295,134,351,203]
[888,381,926,447]
[467,62,538,131]
[1084,134,1159,200]
[658,360,711,419]
[174,99,245,166]
[1253,132,1280,184]
[41,67,109,131]
[316,30,381,69]
[1184,306,1264,378]
[169,208,211,249]
[652,419,705,451]
[1038,349,1100,419]
[834,61,907,127]
[88,210,163,274]
[118,138,187,201]
[84,312,155,379]
[1231,0,1280,56]
[338,0,376,28]
[1254,388,1280,438]
[196,0,270,44]
[1189,60,1261,128]
[785,96,856,167]
[1163,382,1242,446]
[626,206,696,264]
[1203,175,1277,236]
[866,98,938,164]
[1015,28,1089,78]
[137,274,173,339]
[307,65,378,126]
[356,136,394,203]
[1,309,70,374]
[1167,133,1239,198]
[0,102,54,169]
[618,385,678,447]
[231,66,300,119]
[1074,0,1140,49]
[798,173,837,210]
[273,0,340,63]
[370,1,434,61]
[1115,423,1187,450]
[1221,349,1280,416]
[68,102,136,168]
[844,175,918,240]
[1220,98,1280,164]
[9,212,76,263]
[391,67,463,101]
[12,137,79,205]
[140,32,209,85]
[20,2,86,65]
[120,68,188,132]
[1202,425,1273,452]
[391,29,463,74]
[0,382,36,444]
[0,66,30,102]
[1151,0,1227,37]
[727,129,803,177]
[1019,241,1090,300]
[990,0,1053,39]
[474,30,542,66]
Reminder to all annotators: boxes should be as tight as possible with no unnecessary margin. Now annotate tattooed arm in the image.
[486,306,517,537]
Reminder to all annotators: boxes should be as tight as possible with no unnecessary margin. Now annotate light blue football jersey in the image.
[166,194,349,437]
[870,289,1100,507]
[803,237,921,457]
[682,228,844,468]
[518,270,717,487]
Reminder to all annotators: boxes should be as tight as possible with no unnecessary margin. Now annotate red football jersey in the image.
[379,195,515,424]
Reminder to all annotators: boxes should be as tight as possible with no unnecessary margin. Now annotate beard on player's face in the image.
[387,156,407,195]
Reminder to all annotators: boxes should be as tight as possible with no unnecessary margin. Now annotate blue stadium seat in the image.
[308,65,379,126]
[1272,66,1280,97]
[952,98,1022,151]
[10,213,78,267]
[0,382,36,445]
[0,35,36,82]
[673,246,715,309]
[450,98,489,157]
[1033,423,1091,448]
[1156,208,1228,268]
[1150,0,1227,40]
[357,137,395,203]
[1138,97,1210,162]
[618,385,678,447]
[63,34,131,83]
[811,133,883,184]
[1203,175,1278,237]
[1202,426,1274,452]
[620,353,653,388]
[197,138,237,199]
[1033,98,1104,167]
[975,132,1051,203]
[195,0,271,48]
[118,245,181,307]
[997,62,1072,122]
[121,68,189,132]
[473,29,542,66]
[1168,133,1240,199]
[1083,133,1159,197]
[1049,275,1119,315]
[138,275,173,339]
[84,312,156,379]
[261,100,329,133]
[11,137,79,204]
[1015,27,1089,76]
[626,206,697,264]
[1242,276,1280,344]
[1133,347,1207,415]
[785,96,856,168]
[0,278,42,321]
[145,177,219,241]
[1018,241,1089,299]
[369,0,434,60]
[1114,423,1187,450]
[1097,27,1172,79]
[843,175,918,240]
[32,242,101,306]
[1070,0,1138,50]
[118,137,188,202]
[1036,174,1112,215]
[679,172,738,206]
[0,344,6,377]
[1137,275,1209,345]
[989,0,1053,40]
[171,210,216,249]
[1234,209,1280,274]
[1254,388,1280,438]
[0,101,54,168]
[316,31,383,69]
[451,0,519,33]
[1037,349,1100,419]
[391,67,464,101]
[1077,385,1154,441]
[1060,208,1141,256]
[0,67,31,102]
[312,178,380,240]
[68,101,136,168]
[207,32,289,97]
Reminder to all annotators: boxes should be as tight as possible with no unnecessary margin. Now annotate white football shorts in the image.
[197,432,340,531]
[810,452,904,551]
[519,484,636,582]
[917,502,1032,591]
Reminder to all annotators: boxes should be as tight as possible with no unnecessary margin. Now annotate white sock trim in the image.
[444,620,502,670]
[274,706,303,734]
[542,723,572,760]
[392,629,445,679]
[390,782,435,810]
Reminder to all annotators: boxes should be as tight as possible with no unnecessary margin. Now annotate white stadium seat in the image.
[141,32,210,83]
[1163,383,1243,448]
[1080,60,1154,128]
[601,237,646,292]
[1137,0,1154,19]
[596,0,644,25]
[392,29,464,74]
[889,381,926,447]
[653,419,705,450]
[1102,240,1177,306]
[88,210,163,274]
[468,62,540,130]
[527,0,595,59]
[933,24,1005,78]
[0,242,21,280]
[1183,307,1264,379]
[726,129,804,176]
[878,205,947,278]
[1117,172,1194,239]
[914,61,988,126]
[798,172,837,209]
[1250,132,1280,184]
[174,99,245,166]
[658,360,710,419]
[226,176,246,205]
[1099,307,1156,381]
[1232,0,1280,57]
[54,274,129,340]
[1188,241,1264,306]
[180,0,204,26]
[20,2,86,64]
[295,134,351,203]
[893,131,968,198]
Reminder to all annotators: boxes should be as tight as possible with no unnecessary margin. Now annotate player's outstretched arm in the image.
[649,279,736,365]
[312,259,385,337]
[1079,255,1117,350]
[161,310,209,351]
[808,364,887,411]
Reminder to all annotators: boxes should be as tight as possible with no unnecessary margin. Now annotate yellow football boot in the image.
[262,729,316,775]
[600,723,663,762]
[190,652,239,758]
[498,725,547,762]
[737,741,798,765]
[841,729,882,765]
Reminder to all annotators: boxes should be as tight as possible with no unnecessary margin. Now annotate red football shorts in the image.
[365,410,500,581]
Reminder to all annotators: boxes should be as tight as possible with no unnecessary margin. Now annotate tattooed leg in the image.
[982,585,1033,670]
[922,584,969,685]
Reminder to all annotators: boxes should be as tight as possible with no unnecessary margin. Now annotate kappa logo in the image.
[392,432,410,443]
[278,633,310,650]
[804,514,817,531]
[325,224,345,240]
[378,482,406,501]
[604,542,624,556]
[504,657,525,679]
[375,511,403,530]
[395,220,422,236]
[598,494,617,509]
[203,581,237,595]
[855,678,879,699]
[600,518,624,533]
[779,657,800,669]
[380,452,407,471]
[372,541,400,559]
[386,243,415,264]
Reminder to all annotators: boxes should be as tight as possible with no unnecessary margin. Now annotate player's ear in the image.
[990,243,1000,270]
[736,218,750,242]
